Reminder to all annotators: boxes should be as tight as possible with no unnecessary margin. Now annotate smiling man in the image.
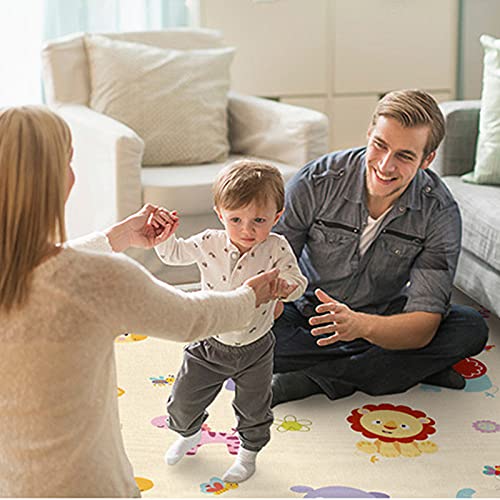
[272,89,489,406]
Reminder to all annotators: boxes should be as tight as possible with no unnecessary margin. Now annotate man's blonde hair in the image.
[370,89,445,158]
[213,159,284,212]
[0,106,71,313]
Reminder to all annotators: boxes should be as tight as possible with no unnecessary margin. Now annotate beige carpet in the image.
[115,289,500,498]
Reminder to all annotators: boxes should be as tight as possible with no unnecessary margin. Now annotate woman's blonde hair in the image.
[0,106,72,313]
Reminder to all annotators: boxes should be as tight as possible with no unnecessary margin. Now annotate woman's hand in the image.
[244,268,281,307]
[105,204,178,252]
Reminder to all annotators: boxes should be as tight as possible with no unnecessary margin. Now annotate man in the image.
[272,89,489,407]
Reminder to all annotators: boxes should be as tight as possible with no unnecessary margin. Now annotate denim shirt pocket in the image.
[308,220,359,280]
[375,229,424,289]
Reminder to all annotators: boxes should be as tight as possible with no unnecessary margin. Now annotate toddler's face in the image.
[216,199,282,254]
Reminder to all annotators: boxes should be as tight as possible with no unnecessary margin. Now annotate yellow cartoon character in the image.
[347,403,438,458]
[115,333,148,343]
[135,477,153,492]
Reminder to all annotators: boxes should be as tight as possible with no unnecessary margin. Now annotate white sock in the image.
[222,447,258,483]
[164,429,202,465]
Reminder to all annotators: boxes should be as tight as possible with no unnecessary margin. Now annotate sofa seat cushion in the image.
[141,155,299,216]
[443,175,500,272]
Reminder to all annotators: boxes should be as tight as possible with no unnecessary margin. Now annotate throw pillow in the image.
[84,34,234,166]
[462,34,500,185]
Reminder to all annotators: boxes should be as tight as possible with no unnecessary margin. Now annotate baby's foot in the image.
[222,447,258,483]
[164,429,202,465]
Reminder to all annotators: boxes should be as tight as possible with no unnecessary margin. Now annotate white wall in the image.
[199,0,458,149]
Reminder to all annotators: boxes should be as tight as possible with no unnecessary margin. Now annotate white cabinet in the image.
[330,91,454,151]
[199,0,329,97]
[199,0,458,151]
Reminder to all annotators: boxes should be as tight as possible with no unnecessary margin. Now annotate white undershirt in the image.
[359,206,393,256]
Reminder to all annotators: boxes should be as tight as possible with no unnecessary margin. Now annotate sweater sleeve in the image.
[98,253,256,343]
[66,232,113,253]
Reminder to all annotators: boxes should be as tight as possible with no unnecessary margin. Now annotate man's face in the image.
[365,116,435,206]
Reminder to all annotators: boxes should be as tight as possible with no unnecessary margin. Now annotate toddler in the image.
[151,159,307,482]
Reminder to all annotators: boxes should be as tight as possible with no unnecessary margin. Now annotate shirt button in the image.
[394,249,401,255]
[424,186,432,193]
[230,252,238,259]
[398,206,405,213]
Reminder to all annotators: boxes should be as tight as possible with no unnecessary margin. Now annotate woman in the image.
[0,106,279,497]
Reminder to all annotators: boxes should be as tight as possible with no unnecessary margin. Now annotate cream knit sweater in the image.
[0,234,255,497]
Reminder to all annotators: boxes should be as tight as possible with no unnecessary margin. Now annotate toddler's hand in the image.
[148,208,180,243]
[273,301,284,320]
[276,278,298,300]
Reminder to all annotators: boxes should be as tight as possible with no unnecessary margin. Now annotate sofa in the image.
[433,100,500,317]
[41,28,329,285]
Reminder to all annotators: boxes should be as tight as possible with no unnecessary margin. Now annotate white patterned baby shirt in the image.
[156,230,308,346]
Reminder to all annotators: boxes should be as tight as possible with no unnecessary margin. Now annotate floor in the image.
[115,289,500,498]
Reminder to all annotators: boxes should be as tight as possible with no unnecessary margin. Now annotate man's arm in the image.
[309,288,441,349]
[274,163,318,259]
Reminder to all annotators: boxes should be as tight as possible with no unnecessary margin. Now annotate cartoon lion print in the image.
[347,403,438,458]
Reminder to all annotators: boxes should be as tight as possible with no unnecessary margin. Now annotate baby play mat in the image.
[115,289,500,498]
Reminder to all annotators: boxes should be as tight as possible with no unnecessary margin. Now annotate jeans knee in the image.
[360,375,412,397]
[460,306,489,355]
[444,305,488,357]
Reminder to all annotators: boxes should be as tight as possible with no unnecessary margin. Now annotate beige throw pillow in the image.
[84,35,234,166]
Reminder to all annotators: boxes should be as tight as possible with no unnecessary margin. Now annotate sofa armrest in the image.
[56,104,144,237]
[228,92,329,167]
[433,100,481,177]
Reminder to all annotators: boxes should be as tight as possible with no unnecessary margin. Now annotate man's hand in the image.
[308,288,369,346]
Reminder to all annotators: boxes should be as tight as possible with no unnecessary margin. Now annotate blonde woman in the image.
[0,106,280,497]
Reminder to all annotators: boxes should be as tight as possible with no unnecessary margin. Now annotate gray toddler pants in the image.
[167,331,275,451]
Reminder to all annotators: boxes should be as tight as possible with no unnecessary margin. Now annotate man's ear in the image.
[273,209,284,225]
[420,151,436,170]
[366,125,373,141]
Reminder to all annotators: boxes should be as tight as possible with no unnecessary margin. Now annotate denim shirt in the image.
[275,147,462,318]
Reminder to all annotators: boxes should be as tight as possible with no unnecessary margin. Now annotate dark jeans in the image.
[273,303,489,400]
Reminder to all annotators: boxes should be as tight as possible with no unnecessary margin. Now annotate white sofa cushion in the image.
[141,155,299,216]
[462,34,500,185]
[84,34,234,166]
